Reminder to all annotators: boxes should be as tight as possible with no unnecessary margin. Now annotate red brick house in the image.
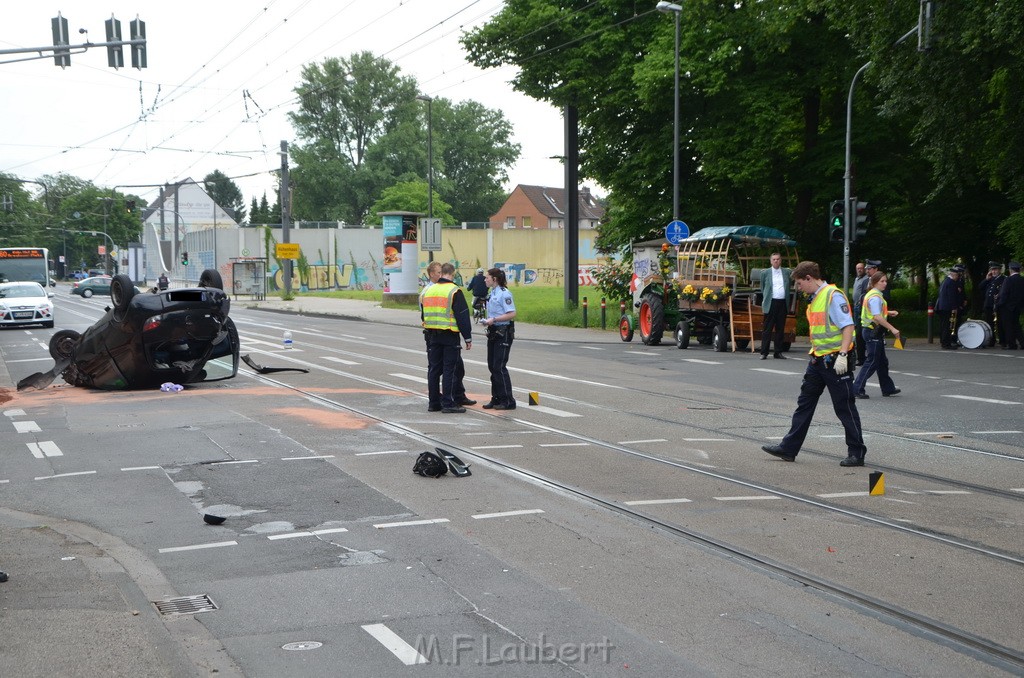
[489,185,604,230]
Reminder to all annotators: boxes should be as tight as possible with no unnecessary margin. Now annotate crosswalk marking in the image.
[322,356,360,366]
[362,624,429,665]
[14,421,41,433]
[514,405,581,418]
[27,441,62,458]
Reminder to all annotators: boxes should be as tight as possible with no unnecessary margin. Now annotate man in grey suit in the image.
[759,252,792,359]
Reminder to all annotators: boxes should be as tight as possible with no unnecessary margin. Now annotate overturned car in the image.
[19,269,239,391]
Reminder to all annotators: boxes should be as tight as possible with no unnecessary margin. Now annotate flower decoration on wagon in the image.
[658,242,675,277]
[699,284,732,304]
[679,283,700,302]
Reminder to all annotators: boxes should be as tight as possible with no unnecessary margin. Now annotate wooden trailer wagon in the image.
[619,226,801,352]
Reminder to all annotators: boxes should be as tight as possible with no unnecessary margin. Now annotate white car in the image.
[0,281,55,328]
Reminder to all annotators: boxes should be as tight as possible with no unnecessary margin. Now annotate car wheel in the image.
[82,289,93,298]
[675,321,690,349]
[618,314,634,342]
[43,320,54,329]
[49,329,82,361]
[199,269,224,290]
[111,274,136,313]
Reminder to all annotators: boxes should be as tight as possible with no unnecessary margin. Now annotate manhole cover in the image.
[282,641,323,651]
[154,594,218,616]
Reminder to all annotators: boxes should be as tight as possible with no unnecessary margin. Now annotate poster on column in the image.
[382,215,403,273]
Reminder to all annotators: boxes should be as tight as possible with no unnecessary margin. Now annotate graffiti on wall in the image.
[494,263,599,286]
[267,262,384,291]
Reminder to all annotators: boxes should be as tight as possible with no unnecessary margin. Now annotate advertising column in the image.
[380,212,421,298]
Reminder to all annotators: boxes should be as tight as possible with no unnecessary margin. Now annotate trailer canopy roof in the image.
[682,225,796,247]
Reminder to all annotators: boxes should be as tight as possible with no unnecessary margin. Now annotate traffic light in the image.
[828,200,844,242]
[130,18,147,70]
[851,199,871,242]
[181,251,189,266]
[105,17,124,69]
[125,199,136,212]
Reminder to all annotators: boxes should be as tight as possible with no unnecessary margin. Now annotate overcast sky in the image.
[0,1,570,211]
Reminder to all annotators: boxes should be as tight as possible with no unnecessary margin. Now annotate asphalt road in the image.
[1,286,1022,677]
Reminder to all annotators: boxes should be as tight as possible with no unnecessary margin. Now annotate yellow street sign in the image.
[275,243,300,259]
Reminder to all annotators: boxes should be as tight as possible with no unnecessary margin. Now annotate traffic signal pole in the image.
[843,60,871,295]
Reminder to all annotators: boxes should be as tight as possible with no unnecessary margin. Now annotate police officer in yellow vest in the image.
[852,271,901,399]
[762,261,867,467]
[420,262,474,413]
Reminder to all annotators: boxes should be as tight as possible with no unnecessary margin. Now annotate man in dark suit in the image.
[759,252,793,359]
[998,262,1024,350]
[935,264,968,349]
[980,261,1005,347]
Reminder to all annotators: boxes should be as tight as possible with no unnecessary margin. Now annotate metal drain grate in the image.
[154,594,218,616]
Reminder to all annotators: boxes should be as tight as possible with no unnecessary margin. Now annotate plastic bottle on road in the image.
[283,330,293,349]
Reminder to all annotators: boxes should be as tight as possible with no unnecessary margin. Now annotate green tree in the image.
[368,180,455,225]
[203,170,246,223]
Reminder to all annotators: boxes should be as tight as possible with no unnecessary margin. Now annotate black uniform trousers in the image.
[853,308,866,363]
[934,309,957,347]
[426,329,462,408]
[487,325,514,406]
[998,303,1023,349]
[780,355,867,460]
[760,298,787,356]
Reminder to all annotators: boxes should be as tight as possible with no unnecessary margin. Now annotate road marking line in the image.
[361,624,429,666]
[281,454,335,461]
[970,430,1022,434]
[29,441,62,457]
[625,350,653,355]
[390,373,427,384]
[267,531,313,540]
[581,346,604,350]
[714,495,779,501]
[14,421,41,433]
[751,368,801,375]
[619,438,668,444]
[1011,488,1024,493]
[884,498,915,504]
[624,498,692,506]
[681,358,723,364]
[4,357,52,363]
[311,527,349,535]
[534,341,561,345]
[208,459,259,465]
[513,406,581,418]
[905,432,956,436]
[374,518,449,529]
[817,491,869,498]
[682,437,732,442]
[992,384,1019,389]
[471,444,523,450]
[35,470,96,480]
[3,409,26,417]
[0,479,8,484]
[943,395,1021,405]
[322,356,360,365]
[158,541,238,554]
[355,450,408,456]
[924,375,941,379]
[26,443,45,458]
[901,372,920,377]
[926,490,971,495]
[538,442,589,448]
[818,435,845,438]
[122,465,161,471]
[472,509,545,519]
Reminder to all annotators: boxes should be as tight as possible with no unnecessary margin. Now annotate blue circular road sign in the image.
[666,220,689,245]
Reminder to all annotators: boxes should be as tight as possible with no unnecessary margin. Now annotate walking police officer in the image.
[761,261,867,467]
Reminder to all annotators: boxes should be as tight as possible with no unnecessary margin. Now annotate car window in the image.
[0,284,45,298]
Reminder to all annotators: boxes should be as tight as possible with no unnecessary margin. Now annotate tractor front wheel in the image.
[619,314,634,342]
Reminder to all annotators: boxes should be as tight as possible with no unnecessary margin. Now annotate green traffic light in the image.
[831,217,842,227]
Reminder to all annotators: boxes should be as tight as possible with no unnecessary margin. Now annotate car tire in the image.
[675,321,690,349]
[43,320,54,329]
[111,274,136,313]
[82,289,93,298]
[199,269,224,290]
[712,324,729,352]
[49,329,81,361]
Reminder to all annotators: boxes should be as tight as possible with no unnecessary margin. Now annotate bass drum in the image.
[957,320,992,349]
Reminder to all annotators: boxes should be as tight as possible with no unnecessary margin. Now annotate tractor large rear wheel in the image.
[638,294,665,346]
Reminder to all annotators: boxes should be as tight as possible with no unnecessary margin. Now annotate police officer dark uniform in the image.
[935,264,967,348]
[852,260,880,365]
[481,267,517,410]
[762,261,867,467]
[998,262,1024,350]
[420,262,473,413]
[158,273,169,291]
[980,261,1005,347]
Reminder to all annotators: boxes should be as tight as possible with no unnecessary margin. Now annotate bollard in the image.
[582,296,588,329]
[869,471,885,495]
[283,330,293,349]
[600,297,607,330]
[927,303,934,344]
[528,392,540,406]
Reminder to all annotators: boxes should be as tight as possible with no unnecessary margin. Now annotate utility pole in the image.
[279,140,292,296]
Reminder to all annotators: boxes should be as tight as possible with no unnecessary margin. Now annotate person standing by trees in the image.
[981,262,1006,348]
[758,252,792,359]
[998,262,1024,350]
[481,267,517,410]
[853,271,901,399]
[935,265,967,349]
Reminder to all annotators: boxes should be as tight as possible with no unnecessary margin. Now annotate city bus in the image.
[0,247,51,286]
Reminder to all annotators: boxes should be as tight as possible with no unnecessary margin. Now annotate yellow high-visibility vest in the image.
[806,284,845,356]
[421,282,458,331]
[861,288,887,329]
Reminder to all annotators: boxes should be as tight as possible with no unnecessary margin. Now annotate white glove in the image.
[833,352,849,375]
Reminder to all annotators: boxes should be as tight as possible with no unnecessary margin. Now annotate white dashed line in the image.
[266,527,350,540]
[817,491,869,498]
[3,409,26,417]
[625,350,654,355]
[513,406,581,418]
[374,518,450,529]
[624,498,692,506]
[943,395,1021,405]
[209,459,259,465]
[35,470,96,480]
[158,541,238,554]
[970,430,1022,435]
[682,438,732,442]
[581,346,604,351]
[281,455,335,461]
[322,356,361,365]
[905,432,956,436]
[27,441,62,458]
[122,465,161,471]
[714,495,779,501]
[355,450,408,456]
[361,624,429,666]
[472,509,545,519]
[681,358,723,364]
[14,421,41,433]
[470,444,523,450]
[926,490,972,495]
[751,368,801,375]
[390,373,427,384]
[618,438,668,445]
[538,442,589,448]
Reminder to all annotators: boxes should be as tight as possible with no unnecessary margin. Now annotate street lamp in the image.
[657,1,682,221]
[416,94,434,262]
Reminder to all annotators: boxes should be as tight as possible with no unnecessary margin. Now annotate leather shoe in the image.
[760,354,768,360]
[427,405,442,412]
[761,444,795,462]
[855,392,869,399]
[493,402,516,410]
[441,406,466,413]
[482,401,496,409]
[882,389,901,397]
[457,398,477,406]
[773,353,787,359]
[0,570,8,583]
[839,456,865,467]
